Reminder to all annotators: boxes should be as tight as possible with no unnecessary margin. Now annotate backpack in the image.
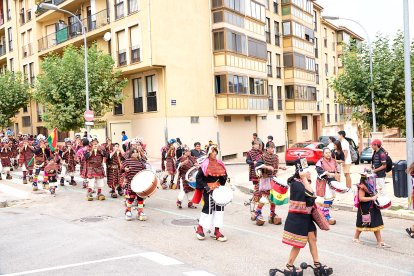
[349,144,358,163]
[371,148,393,173]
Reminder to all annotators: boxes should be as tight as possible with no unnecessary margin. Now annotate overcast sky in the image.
[316,0,414,41]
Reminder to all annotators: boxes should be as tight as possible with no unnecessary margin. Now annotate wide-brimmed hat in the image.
[293,158,311,173]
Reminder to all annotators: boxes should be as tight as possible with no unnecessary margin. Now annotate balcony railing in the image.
[115,2,125,20]
[117,50,127,66]
[285,100,317,114]
[147,95,157,112]
[216,94,269,113]
[130,46,141,63]
[38,9,109,52]
[22,44,34,58]
[267,65,273,77]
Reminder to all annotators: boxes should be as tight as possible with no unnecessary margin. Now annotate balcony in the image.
[38,9,109,52]
[216,94,269,115]
[21,44,34,58]
[285,100,318,114]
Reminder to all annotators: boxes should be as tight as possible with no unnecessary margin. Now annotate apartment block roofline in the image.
[337,26,365,41]
[321,18,338,31]
[313,1,324,11]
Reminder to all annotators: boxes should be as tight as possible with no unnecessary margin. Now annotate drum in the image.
[212,185,233,206]
[131,170,159,198]
[185,166,198,189]
[375,196,392,209]
[328,180,350,193]
[272,177,288,188]
[255,164,265,178]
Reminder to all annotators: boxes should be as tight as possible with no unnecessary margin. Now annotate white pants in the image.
[199,211,224,229]
[1,166,10,174]
[376,177,386,196]
[324,183,336,201]
[88,178,105,189]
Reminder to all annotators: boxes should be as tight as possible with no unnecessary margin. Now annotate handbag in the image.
[311,203,330,231]
[360,201,373,226]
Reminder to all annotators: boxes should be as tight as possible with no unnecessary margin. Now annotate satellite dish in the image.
[103,32,111,42]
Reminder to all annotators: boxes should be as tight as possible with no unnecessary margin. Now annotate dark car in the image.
[360,147,373,163]
[318,135,360,165]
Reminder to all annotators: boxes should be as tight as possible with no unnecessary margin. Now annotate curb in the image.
[333,203,414,221]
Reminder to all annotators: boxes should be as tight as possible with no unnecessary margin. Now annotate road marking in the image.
[183,271,216,276]
[1,253,144,276]
[0,184,29,199]
[138,252,183,266]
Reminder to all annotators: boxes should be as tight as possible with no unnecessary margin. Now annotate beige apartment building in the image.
[5,0,362,160]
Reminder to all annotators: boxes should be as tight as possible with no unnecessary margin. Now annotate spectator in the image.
[328,136,336,151]
[333,140,345,181]
[121,131,128,142]
[338,130,352,188]
[191,142,205,158]
[371,139,387,196]
[176,138,184,159]
[266,135,273,149]
[252,133,264,151]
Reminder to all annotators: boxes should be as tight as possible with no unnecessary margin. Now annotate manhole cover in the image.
[171,218,198,226]
[79,215,111,223]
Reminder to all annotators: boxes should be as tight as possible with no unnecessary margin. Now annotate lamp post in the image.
[35,3,91,138]
[322,16,377,133]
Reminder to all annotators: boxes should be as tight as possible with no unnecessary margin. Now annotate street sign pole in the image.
[403,0,413,210]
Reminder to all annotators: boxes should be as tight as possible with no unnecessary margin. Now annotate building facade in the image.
[5,0,362,160]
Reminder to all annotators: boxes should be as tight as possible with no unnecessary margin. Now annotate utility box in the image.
[392,160,408,197]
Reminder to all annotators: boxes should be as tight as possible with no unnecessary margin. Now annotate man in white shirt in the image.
[338,130,352,188]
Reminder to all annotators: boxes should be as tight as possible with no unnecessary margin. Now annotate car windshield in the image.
[293,143,315,149]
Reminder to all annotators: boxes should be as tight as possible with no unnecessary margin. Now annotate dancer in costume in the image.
[32,136,51,191]
[84,138,106,201]
[176,146,197,209]
[162,139,177,189]
[195,145,228,242]
[246,141,263,214]
[107,142,124,198]
[76,138,90,189]
[60,138,77,186]
[18,136,34,184]
[0,138,13,180]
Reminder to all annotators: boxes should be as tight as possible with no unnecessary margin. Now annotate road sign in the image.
[85,122,94,126]
[84,110,94,122]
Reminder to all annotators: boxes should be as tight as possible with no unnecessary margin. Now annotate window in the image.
[117,30,127,66]
[315,64,319,84]
[283,52,293,68]
[68,14,82,37]
[213,31,224,51]
[215,75,226,94]
[324,28,327,47]
[224,0,245,14]
[273,0,279,14]
[212,0,223,8]
[267,51,272,77]
[133,78,143,113]
[20,8,25,25]
[23,106,28,113]
[6,0,10,21]
[128,0,139,14]
[29,62,34,86]
[285,85,294,99]
[276,146,284,153]
[146,75,157,112]
[226,31,247,54]
[276,54,281,78]
[261,116,267,120]
[223,10,245,28]
[37,103,43,122]
[228,74,247,94]
[130,25,141,63]
[247,38,266,59]
[265,17,271,43]
[314,37,319,58]
[249,78,265,95]
[313,11,317,31]
[277,86,282,110]
[285,85,317,100]
[23,64,28,83]
[114,104,123,115]
[57,131,69,142]
[244,115,251,122]
[302,116,308,130]
[326,104,330,123]
[115,0,125,19]
[268,85,274,111]
[332,32,335,50]
[191,116,199,124]
[22,116,31,127]
[224,116,231,122]
[335,104,338,122]
[274,21,280,46]
[248,1,265,22]
[7,27,12,52]
[282,21,291,36]
[9,58,13,72]
[326,85,329,98]
[213,11,223,23]
[276,115,281,119]
[333,56,336,74]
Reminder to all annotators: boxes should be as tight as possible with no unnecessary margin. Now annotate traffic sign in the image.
[85,122,94,126]
[84,110,94,122]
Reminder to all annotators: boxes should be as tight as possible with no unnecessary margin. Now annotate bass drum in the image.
[185,166,198,189]
[375,195,392,209]
[212,185,233,206]
[131,170,159,198]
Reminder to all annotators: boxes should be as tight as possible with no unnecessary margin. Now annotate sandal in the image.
[283,264,303,276]
[377,242,391,248]
[313,262,333,276]
[406,227,414,238]
[352,238,363,244]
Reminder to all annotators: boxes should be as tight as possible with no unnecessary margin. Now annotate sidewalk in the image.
[225,163,414,221]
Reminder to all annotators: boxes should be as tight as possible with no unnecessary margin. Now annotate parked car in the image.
[360,147,373,163]
[318,135,360,165]
[285,142,324,165]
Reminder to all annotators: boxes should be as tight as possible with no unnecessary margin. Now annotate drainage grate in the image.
[79,215,111,223]
[171,218,198,226]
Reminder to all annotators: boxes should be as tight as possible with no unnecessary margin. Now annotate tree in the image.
[34,44,128,131]
[0,71,30,128]
[331,31,413,131]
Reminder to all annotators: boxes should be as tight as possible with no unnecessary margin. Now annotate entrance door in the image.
[287,122,296,148]
[109,122,132,145]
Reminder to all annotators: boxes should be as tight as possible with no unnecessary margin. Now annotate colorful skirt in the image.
[356,202,384,232]
[283,212,316,248]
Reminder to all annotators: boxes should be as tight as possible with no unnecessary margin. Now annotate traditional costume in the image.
[76,139,90,189]
[253,142,282,225]
[0,138,13,180]
[176,150,197,209]
[9,138,19,170]
[106,144,124,198]
[32,136,51,191]
[162,139,177,189]
[315,156,339,225]
[84,139,106,201]
[18,137,34,184]
[60,139,77,186]
[44,157,60,195]
[122,151,147,221]
[195,145,228,242]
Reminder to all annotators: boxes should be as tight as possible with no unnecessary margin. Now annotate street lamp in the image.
[33,3,91,138]
[322,16,377,133]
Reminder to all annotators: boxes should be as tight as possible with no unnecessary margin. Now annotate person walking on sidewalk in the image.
[338,131,352,189]
[371,139,387,196]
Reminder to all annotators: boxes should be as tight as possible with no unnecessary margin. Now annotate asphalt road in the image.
[0,166,413,276]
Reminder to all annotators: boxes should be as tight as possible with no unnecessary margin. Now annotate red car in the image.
[285,142,325,165]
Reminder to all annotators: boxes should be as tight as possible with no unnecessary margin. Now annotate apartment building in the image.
[6,0,362,160]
